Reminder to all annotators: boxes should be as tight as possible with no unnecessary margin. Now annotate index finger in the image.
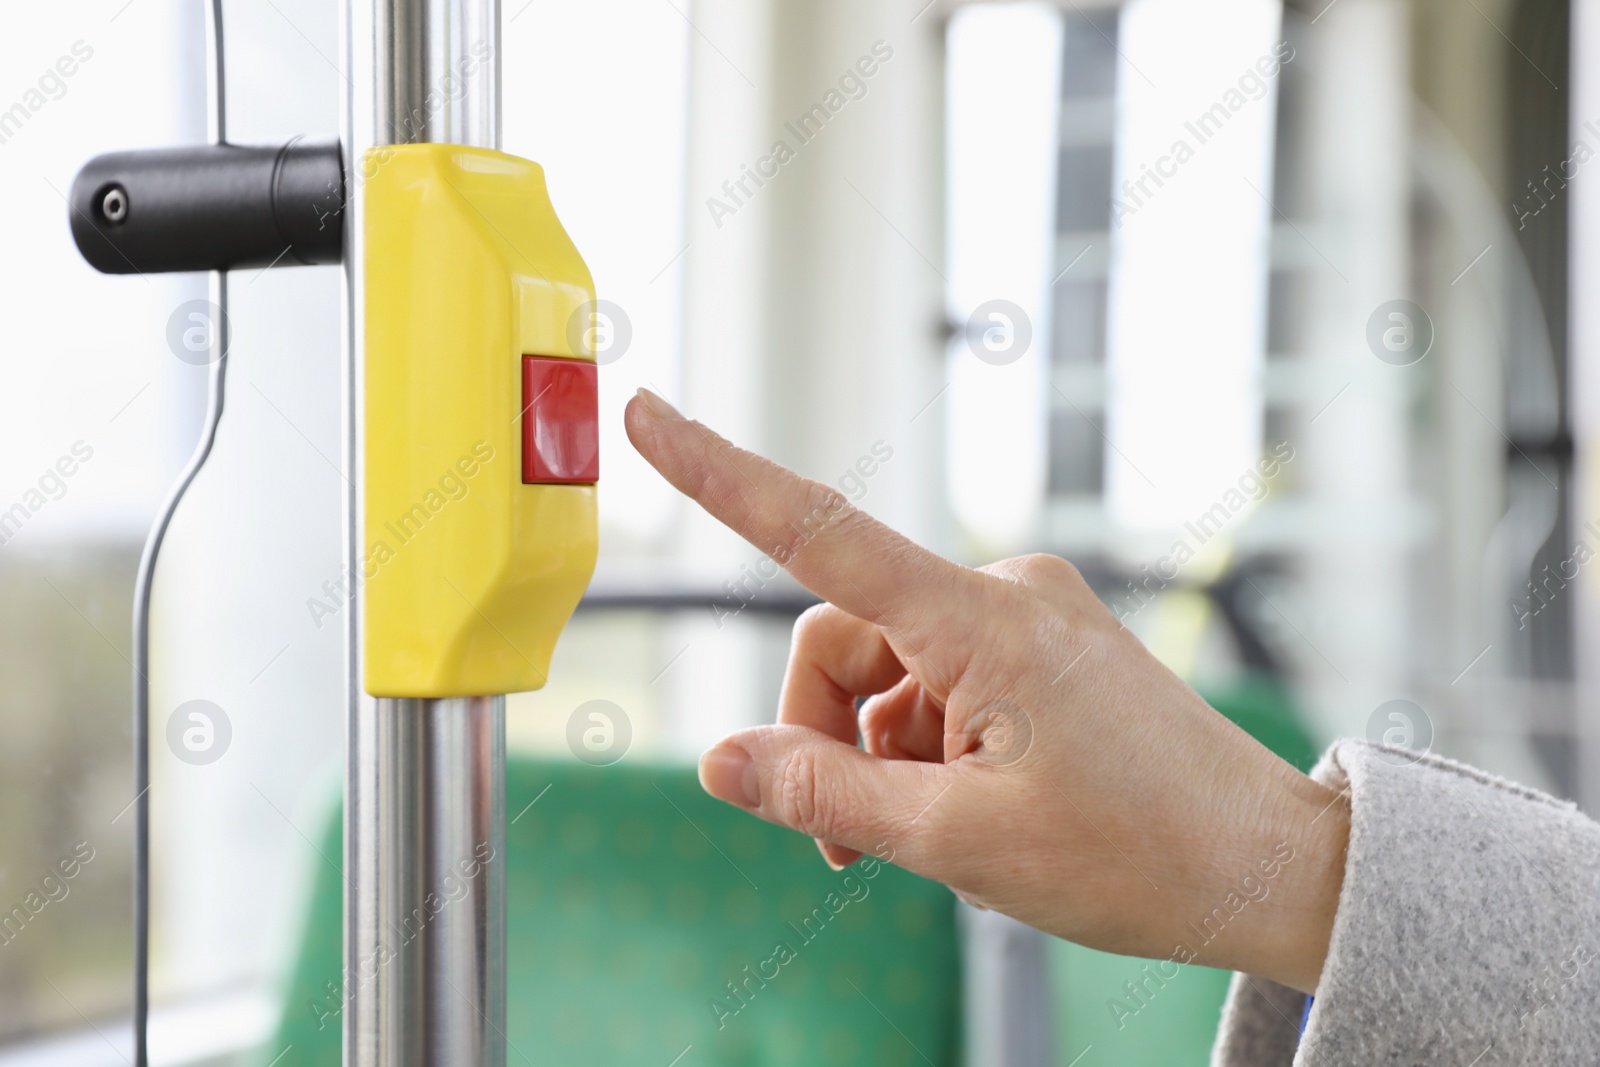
[624,389,979,644]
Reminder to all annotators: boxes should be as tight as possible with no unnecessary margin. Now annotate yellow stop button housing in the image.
[362,144,597,697]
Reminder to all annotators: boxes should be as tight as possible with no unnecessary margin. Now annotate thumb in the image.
[697,724,954,874]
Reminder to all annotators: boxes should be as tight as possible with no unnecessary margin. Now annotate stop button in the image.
[521,356,598,484]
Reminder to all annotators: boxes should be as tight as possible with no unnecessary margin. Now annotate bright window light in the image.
[1105,0,1282,534]
[503,0,690,551]
[945,2,1064,551]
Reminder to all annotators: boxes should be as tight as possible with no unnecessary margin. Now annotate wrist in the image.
[1239,774,1350,993]
[1155,762,1348,995]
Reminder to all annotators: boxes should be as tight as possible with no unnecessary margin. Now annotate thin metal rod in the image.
[344,2,505,1064]
[206,0,226,146]
[131,277,230,1060]
[131,3,227,1063]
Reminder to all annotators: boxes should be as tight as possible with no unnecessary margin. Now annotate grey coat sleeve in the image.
[1210,738,1600,1067]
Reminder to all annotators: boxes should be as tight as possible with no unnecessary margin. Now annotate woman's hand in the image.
[624,388,1348,994]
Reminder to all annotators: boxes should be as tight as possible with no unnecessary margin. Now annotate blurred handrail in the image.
[576,585,822,618]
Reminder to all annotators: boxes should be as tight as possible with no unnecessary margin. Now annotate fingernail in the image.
[817,841,846,872]
[634,387,684,422]
[699,744,759,808]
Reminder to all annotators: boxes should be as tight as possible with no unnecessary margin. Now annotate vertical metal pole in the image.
[343,2,505,1065]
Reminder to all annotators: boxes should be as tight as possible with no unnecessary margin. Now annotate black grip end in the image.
[69,139,345,275]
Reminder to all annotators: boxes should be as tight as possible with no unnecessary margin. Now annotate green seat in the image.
[1049,672,1319,1065]
[261,757,962,1066]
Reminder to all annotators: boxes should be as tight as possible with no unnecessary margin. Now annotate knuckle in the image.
[1018,552,1080,584]
[856,695,889,736]
[791,602,838,648]
[677,425,755,516]
[777,482,854,563]
[695,463,750,520]
[774,748,836,839]
[979,553,1074,592]
[857,699,896,756]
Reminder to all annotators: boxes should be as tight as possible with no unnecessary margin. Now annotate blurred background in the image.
[2,0,1597,1063]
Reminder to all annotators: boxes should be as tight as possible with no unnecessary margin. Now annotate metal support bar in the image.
[346,697,507,1065]
[343,1,505,1064]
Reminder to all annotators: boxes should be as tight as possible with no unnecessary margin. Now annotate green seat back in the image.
[262,756,961,1067]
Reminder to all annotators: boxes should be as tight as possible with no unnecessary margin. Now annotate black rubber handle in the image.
[69,138,345,274]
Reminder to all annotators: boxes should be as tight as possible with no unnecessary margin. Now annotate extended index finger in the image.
[624,389,978,646]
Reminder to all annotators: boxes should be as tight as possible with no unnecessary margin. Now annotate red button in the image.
[521,356,598,484]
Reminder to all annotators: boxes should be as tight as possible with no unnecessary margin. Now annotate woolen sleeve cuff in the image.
[1211,738,1600,1066]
